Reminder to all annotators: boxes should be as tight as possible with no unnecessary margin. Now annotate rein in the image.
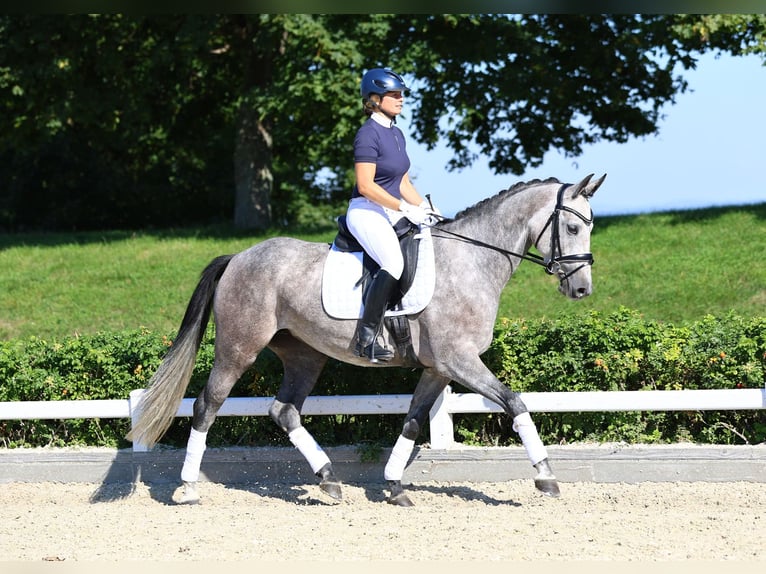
[429,184,594,282]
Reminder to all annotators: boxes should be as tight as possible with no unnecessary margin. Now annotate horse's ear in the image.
[569,173,594,198]
[574,173,606,199]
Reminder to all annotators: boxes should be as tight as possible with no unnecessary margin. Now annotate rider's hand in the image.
[399,201,429,225]
[419,199,441,215]
[418,200,441,225]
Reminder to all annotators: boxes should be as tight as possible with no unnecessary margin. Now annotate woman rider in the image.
[345,68,438,363]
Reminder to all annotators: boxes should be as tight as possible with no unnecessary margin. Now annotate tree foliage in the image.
[0,14,763,231]
[397,14,766,174]
[0,15,236,230]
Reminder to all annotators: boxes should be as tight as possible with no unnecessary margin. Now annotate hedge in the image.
[0,307,764,449]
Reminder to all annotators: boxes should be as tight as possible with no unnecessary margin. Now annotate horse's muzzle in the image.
[554,255,593,299]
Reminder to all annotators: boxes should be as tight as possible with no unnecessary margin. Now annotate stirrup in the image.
[356,340,394,363]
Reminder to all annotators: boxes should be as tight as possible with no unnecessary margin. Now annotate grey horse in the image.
[127,173,605,506]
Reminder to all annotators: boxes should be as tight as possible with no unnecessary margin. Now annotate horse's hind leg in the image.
[384,370,452,506]
[267,333,341,500]
[176,308,275,504]
[174,353,256,505]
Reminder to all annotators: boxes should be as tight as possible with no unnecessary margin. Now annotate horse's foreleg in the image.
[384,371,451,506]
[513,411,560,497]
[441,355,560,498]
[489,394,560,497]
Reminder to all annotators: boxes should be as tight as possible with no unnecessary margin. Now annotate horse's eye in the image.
[567,224,579,235]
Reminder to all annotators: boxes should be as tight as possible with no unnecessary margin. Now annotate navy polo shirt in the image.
[351,114,411,200]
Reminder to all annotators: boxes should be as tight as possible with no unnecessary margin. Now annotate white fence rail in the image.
[0,387,764,452]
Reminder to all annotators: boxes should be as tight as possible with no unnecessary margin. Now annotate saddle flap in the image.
[322,227,435,320]
[331,216,421,307]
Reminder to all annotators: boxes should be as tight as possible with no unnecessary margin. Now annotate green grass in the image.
[499,203,766,324]
[1,203,765,341]
[0,226,336,340]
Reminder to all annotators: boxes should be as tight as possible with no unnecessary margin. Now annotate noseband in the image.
[533,183,594,280]
[429,184,594,284]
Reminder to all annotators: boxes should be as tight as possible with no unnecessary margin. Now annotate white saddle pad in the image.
[321,228,435,319]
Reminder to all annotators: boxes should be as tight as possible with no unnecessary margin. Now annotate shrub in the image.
[467,308,766,446]
[0,309,763,448]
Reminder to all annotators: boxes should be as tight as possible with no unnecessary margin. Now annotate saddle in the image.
[329,216,423,362]
[331,215,421,309]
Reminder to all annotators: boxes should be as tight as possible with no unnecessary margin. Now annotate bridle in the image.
[532,183,594,280]
[428,184,594,283]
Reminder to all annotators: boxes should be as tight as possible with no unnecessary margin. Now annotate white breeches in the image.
[346,197,405,280]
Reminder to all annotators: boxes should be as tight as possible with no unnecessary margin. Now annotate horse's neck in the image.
[447,191,541,255]
[435,193,539,292]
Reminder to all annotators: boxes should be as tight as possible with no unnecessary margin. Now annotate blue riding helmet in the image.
[360,68,410,100]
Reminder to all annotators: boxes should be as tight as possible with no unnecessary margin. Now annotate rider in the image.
[345,67,438,363]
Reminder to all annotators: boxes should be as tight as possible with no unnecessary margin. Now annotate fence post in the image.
[428,385,454,449]
[128,389,149,453]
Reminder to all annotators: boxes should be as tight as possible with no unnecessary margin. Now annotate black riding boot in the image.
[355,269,398,363]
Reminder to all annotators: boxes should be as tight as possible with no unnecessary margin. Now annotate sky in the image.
[401,51,766,218]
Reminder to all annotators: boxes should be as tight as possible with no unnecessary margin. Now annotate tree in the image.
[220,15,395,229]
[0,15,236,230]
[395,14,766,174]
[0,14,392,230]
[0,14,763,232]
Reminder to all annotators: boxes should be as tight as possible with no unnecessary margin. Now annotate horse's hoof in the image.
[386,480,414,506]
[534,478,561,498]
[173,481,200,505]
[387,492,415,507]
[320,479,343,501]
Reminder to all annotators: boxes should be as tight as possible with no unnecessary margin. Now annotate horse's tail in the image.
[126,254,234,448]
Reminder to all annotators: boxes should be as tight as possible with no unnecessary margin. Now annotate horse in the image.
[127,173,606,506]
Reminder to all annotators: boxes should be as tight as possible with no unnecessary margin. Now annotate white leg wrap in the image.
[180,428,208,483]
[384,435,415,481]
[513,411,548,466]
[288,426,331,474]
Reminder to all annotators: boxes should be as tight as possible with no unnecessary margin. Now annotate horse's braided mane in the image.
[451,177,562,221]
